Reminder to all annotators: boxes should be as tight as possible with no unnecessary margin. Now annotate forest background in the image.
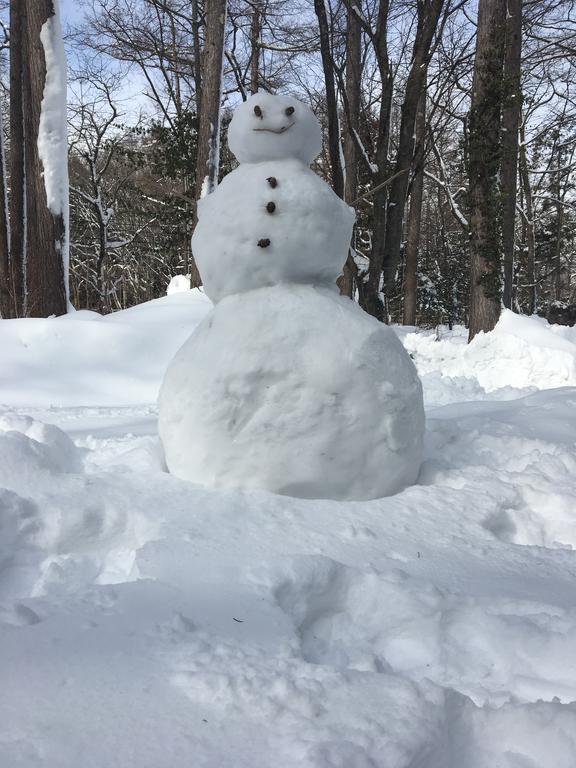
[0,0,575,340]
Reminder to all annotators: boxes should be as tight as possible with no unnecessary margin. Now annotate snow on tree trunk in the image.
[38,0,70,306]
[21,0,68,318]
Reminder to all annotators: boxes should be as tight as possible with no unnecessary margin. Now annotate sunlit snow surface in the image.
[1,291,576,767]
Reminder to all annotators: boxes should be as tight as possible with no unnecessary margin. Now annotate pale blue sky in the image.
[60,0,84,26]
[59,0,150,122]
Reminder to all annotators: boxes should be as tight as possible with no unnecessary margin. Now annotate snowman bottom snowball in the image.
[158,285,425,501]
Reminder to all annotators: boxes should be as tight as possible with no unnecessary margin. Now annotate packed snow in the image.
[178,93,418,500]
[1,291,576,766]
[174,93,424,500]
[192,158,354,302]
[159,285,424,500]
[193,94,353,303]
[227,92,322,165]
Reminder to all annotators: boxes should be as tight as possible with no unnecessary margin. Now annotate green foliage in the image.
[149,111,199,181]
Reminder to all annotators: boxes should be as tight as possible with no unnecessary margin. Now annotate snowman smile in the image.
[252,121,296,134]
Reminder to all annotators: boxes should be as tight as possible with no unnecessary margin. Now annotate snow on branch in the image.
[427,133,469,230]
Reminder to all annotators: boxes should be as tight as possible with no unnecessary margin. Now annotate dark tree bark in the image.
[9,0,25,317]
[249,1,261,94]
[191,0,203,116]
[468,0,507,341]
[23,0,67,318]
[360,0,392,320]
[192,0,227,288]
[0,102,10,318]
[313,0,344,198]
[402,86,427,326]
[518,121,535,314]
[501,0,522,309]
[338,6,362,298]
[382,0,444,302]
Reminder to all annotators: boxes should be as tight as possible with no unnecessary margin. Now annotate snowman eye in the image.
[254,105,263,118]
[285,106,295,116]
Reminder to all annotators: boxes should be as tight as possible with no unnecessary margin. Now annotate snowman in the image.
[158,92,425,501]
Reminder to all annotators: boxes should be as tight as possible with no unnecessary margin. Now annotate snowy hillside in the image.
[1,293,576,767]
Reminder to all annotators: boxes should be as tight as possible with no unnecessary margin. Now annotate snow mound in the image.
[404,310,576,394]
[166,274,191,295]
[159,285,424,500]
[1,291,572,413]
[0,290,211,407]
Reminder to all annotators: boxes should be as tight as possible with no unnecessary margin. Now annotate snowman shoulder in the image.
[291,166,357,223]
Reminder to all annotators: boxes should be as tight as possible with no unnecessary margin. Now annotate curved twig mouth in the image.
[252,121,296,134]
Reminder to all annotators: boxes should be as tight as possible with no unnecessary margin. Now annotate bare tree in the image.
[314,0,344,198]
[192,0,227,287]
[338,5,362,298]
[501,0,522,308]
[402,85,427,325]
[249,1,262,94]
[9,0,68,318]
[382,0,445,306]
[468,0,507,340]
[0,20,9,318]
[9,0,24,316]
[342,0,393,320]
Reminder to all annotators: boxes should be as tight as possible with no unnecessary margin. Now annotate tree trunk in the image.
[382,0,444,302]
[338,5,361,298]
[362,0,392,320]
[518,122,535,314]
[249,1,261,95]
[192,0,227,289]
[553,194,564,303]
[501,0,522,309]
[9,0,25,317]
[191,0,203,117]
[0,103,10,318]
[313,0,344,199]
[97,207,107,312]
[467,0,507,341]
[402,86,427,326]
[23,0,68,317]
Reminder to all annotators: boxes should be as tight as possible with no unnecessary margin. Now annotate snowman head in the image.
[228,92,322,166]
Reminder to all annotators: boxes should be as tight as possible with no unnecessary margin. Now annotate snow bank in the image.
[1,298,572,411]
[404,310,576,396]
[0,290,211,407]
[166,274,191,295]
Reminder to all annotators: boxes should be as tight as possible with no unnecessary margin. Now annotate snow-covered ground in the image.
[1,291,576,767]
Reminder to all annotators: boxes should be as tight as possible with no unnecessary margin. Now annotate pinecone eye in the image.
[254,105,263,118]
[285,106,295,116]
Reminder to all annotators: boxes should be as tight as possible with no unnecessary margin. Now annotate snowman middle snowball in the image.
[192,93,355,303]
